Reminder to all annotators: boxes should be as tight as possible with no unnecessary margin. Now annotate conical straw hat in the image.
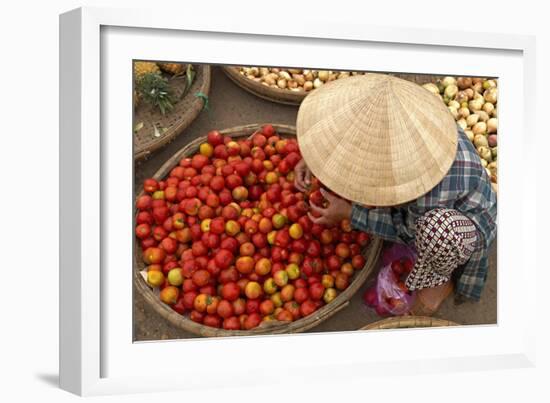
[296,73,458,207]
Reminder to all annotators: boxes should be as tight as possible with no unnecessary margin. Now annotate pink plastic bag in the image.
[363,243,417,316]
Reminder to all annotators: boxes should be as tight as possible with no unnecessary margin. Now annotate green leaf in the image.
[136,72,175,115]
[195,92,209,111]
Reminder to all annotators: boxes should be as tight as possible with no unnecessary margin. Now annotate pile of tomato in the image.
[135,125,370,330]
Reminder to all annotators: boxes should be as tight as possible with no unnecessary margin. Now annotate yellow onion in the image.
[491,146,497,159]
[483,79,497,90]
[472,122,487,135]
[484,87,498,104]
[472,77,484,85]
[422,83,440,95]
[288,68,301,74]
[303,81,314,91]
[488,134,497,147]
[448,100,460,109]
[455,91,469,103]
[473,92,484,101]
[457,118,467,130]
[477,110,490,122]
[466,113,480,127]
[338,72,350,79]
[464,88,474,99]
[473,82,483,94]
[482,102,495,115]
[278,71,291,81]
[442,77,457,87]
[448,106,459,120]
[492,107,498,118]
[458,107,470,119]
[444,84,458,99]
[277,78,287,89]
[464,130,475,142]
[487,118,498,134]
[487,161,497,174]
[457,77,473,90]
[317,70,329,81]
[313,78,323,88]
[478,146,493,162]
[480,158,488,168]
[293,74,305,85]
[263,73,278,85]
[468,99,483,111]
[287,80,298,89]
[474,134,489,148]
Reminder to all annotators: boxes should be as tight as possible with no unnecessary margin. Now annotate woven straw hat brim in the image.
[296,74,458,207]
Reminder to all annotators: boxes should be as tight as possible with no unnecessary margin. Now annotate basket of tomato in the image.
[134,123,383,336]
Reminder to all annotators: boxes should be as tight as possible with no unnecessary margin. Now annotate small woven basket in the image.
[361,316,459,330]
[134,64,211,160]
[223,67,444,106]
[134,123,383,337]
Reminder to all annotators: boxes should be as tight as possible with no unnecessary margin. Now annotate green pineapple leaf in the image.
[136,73,175,115]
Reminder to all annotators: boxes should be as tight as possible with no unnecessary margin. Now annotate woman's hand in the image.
[294,159,311,192]
[308,189,352,226]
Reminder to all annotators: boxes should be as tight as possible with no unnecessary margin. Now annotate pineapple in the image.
[158,63,186,76]
[134,62,161,82]
[136,73,175,115]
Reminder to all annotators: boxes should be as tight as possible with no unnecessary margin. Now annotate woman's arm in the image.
[350,203,414,244]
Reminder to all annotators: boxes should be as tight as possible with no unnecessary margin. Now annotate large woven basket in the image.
[134,123,383,337]
[133,64,211,160]
[361,316,459,330]
[223,67,444,106]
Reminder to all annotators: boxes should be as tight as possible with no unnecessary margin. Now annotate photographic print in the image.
[133,62,497,340]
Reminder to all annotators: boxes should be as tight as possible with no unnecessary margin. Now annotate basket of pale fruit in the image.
[222,66,367,105]
[133,61,211,160]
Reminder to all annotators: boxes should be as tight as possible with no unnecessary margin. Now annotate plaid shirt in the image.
[350,127,497,301]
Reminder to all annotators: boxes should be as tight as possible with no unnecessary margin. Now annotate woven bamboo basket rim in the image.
[134,123,383,337]
[360,316,459,330]
[222,67,306,106]
[134,64,211,161]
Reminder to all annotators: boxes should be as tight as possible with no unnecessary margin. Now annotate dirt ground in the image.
[133,66,497,340]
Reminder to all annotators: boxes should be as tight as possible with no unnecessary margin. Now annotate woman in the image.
[294,74,497,315]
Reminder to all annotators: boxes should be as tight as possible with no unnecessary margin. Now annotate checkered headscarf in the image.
[405,208,478,290]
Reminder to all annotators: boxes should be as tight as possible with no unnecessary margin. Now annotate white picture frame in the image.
[59,6,537,396]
